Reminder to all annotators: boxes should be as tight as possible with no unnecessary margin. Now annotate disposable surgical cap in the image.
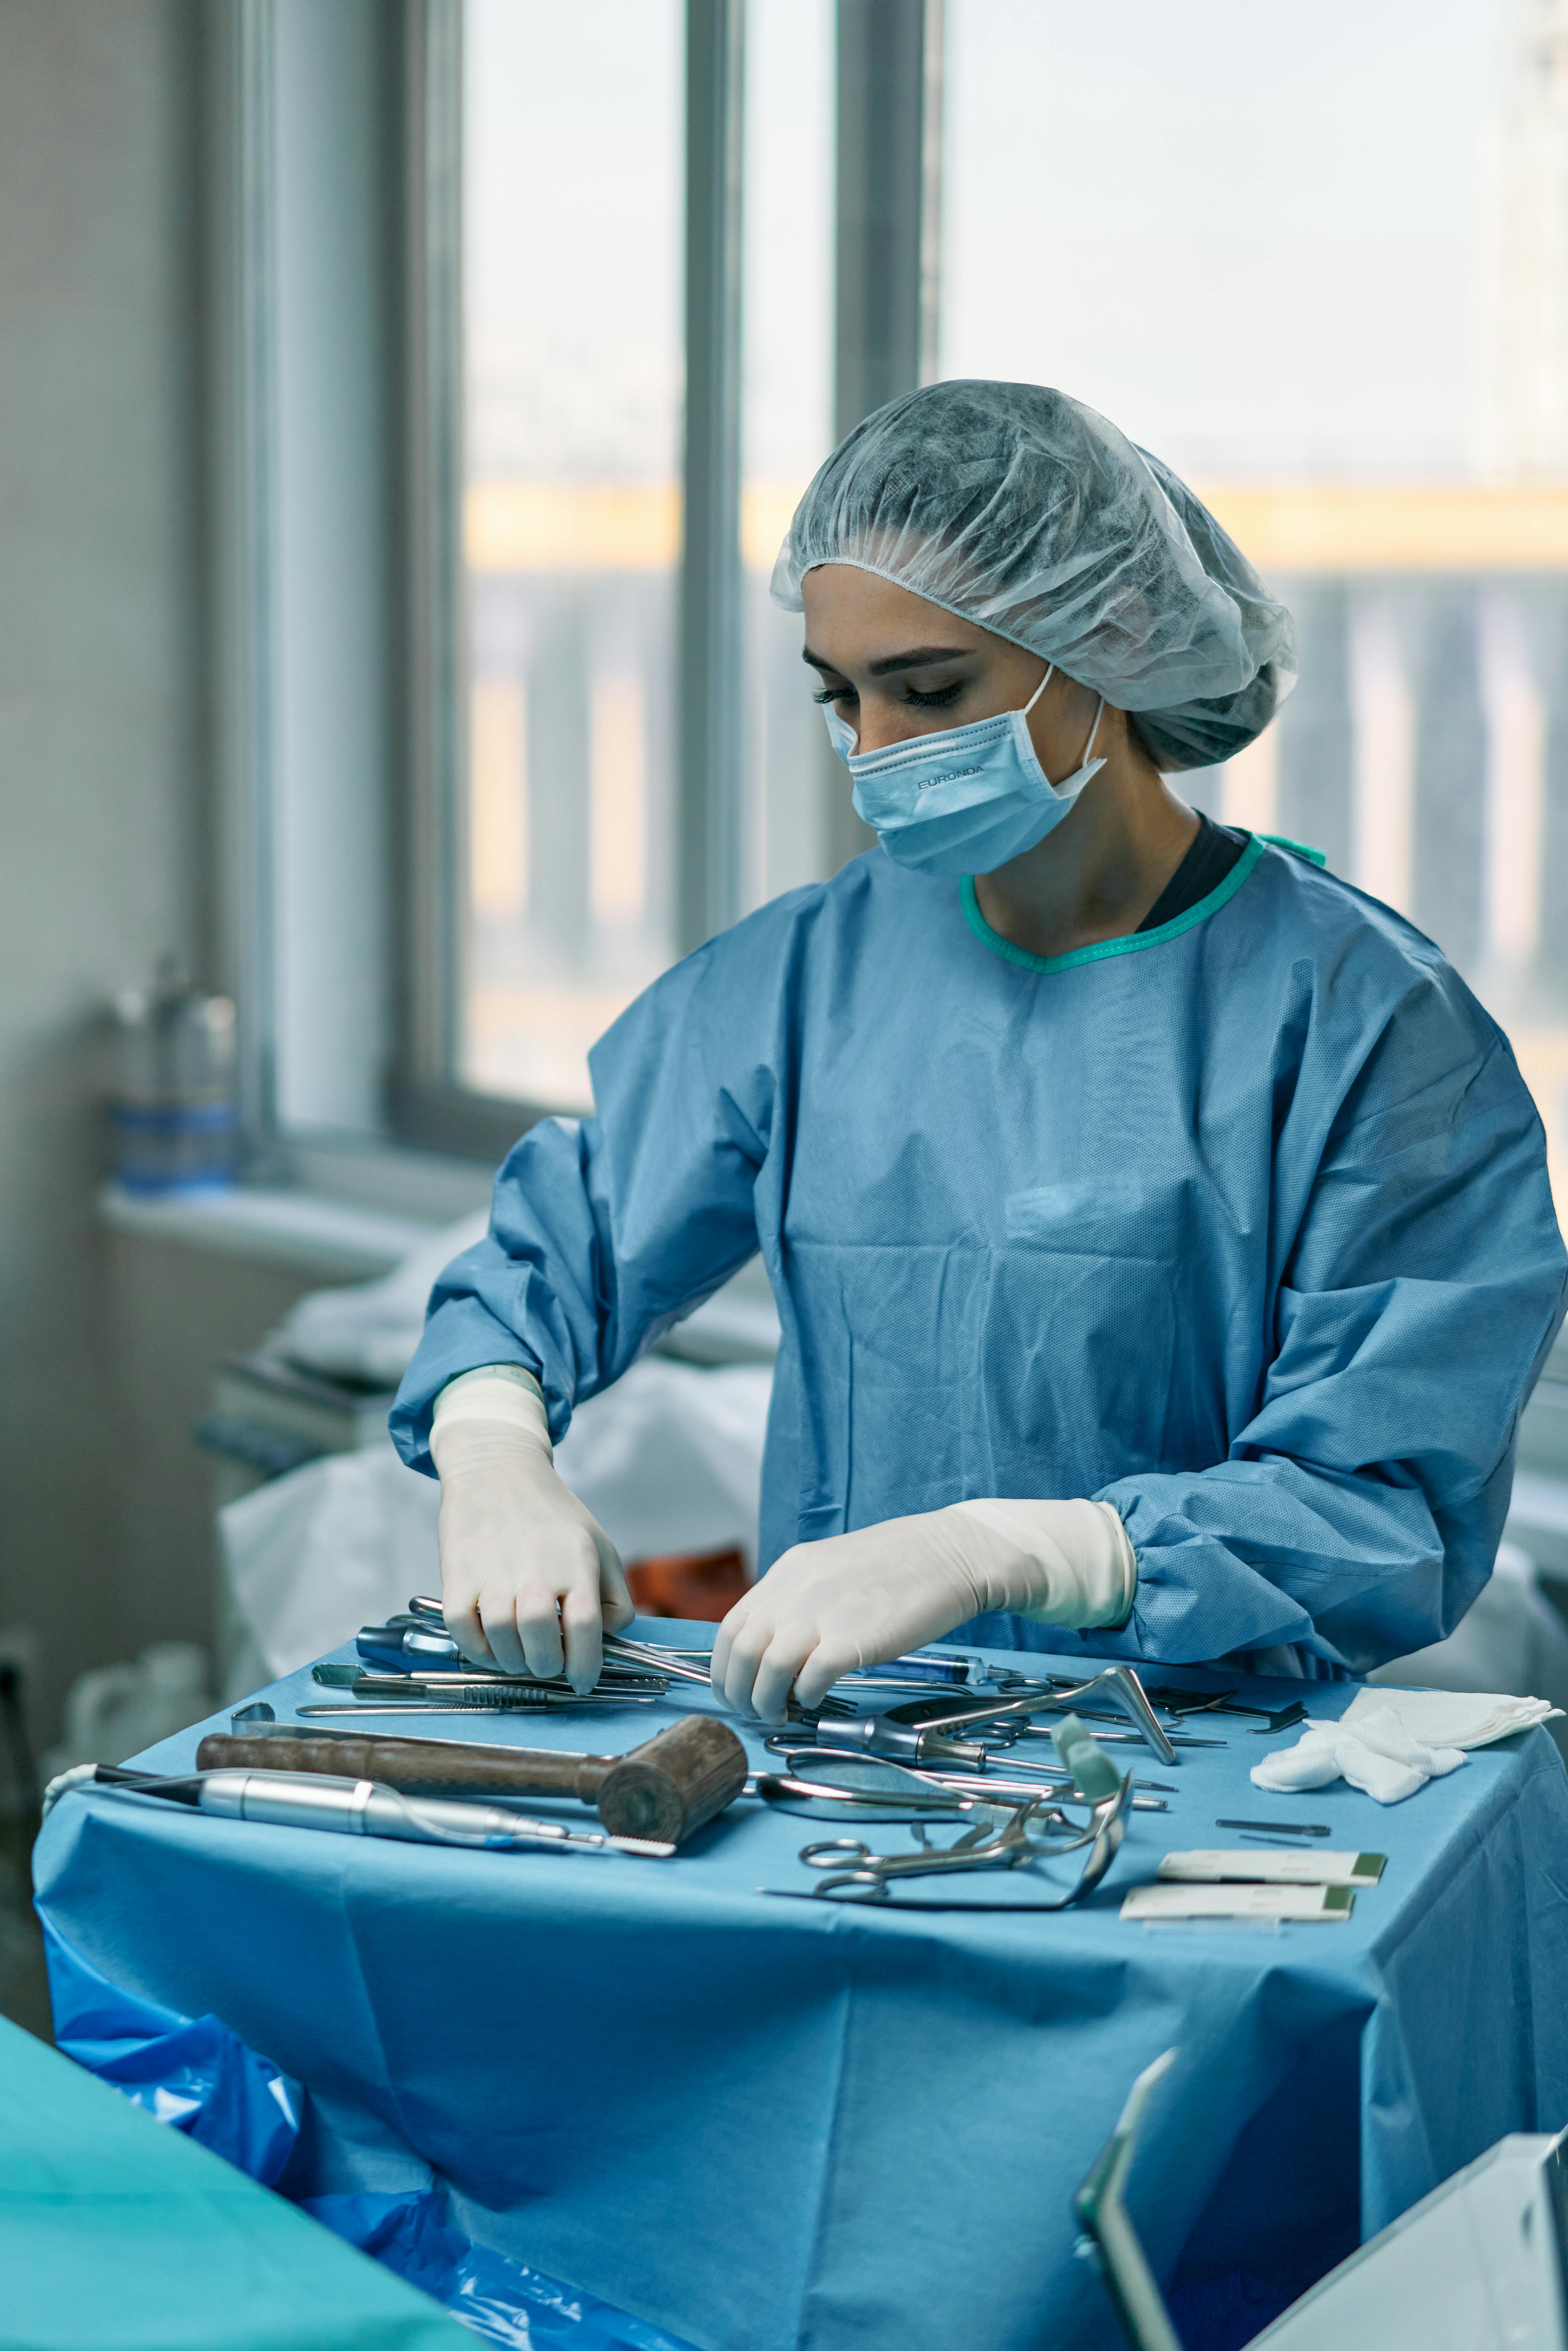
[771,380,1295,771]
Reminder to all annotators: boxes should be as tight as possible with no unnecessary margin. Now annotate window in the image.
[449,0,836,1120]
[942,0,1568,1200]
[460,0,685,1114]
[410,0,1567,1198]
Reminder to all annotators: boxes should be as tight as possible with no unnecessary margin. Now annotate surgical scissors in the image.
[790,1774,1130,1905]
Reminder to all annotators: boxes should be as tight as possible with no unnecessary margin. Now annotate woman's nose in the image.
[851,705,925,756]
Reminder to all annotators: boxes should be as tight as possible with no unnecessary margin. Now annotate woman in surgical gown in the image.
[393,381,1567,1722]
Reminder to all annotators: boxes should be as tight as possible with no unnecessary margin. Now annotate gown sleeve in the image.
[1089,992,1568,1675]
[389,930,776,1476]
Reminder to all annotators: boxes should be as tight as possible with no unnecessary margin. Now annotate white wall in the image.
[0,0,207,1734]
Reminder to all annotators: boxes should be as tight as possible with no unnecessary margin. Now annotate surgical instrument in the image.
[764,1718,1074,1774]
[797,1804,1069,1896]
[410,1595,985,1696]
[780,1715,1130,1905]
[81,1764,676,1857]
[768,1746,1172,1812]
[302,1688,656,1716]
[852,1667,1181,1766]
[1000,1716,1225,1751]
[1214,1817,1331,1837]
[603,1630,858,1721]
[1238,1706,1309,1736]
[312,1662,662,1704]
[757,1765,1032,1830]
[197,1714,747,1845]
[1144,1686,1309,1735]
[349,1630,672,1697]
[774,1671,1187,1771]
[406,1595,851,1718]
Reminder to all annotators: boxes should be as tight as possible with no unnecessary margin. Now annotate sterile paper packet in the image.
[1121,1883,1355,1922]
[1156,1849,1384,1887]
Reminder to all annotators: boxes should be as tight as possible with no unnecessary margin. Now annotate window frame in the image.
[389,0,942,1161]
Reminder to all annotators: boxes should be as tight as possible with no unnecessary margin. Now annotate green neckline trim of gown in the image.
[959,831,1273,975]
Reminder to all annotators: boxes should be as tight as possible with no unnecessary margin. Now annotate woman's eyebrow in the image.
[801,644,974,678]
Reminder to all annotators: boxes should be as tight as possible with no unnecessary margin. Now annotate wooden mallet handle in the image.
[195,1713,747,1845]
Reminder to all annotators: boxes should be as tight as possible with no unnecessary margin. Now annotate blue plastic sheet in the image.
[302,2197,699,2351]
[34,1637,1568,2351]
[42,1915,301,2186]
[41,1918,694,2351]
[0,2009,467,2351]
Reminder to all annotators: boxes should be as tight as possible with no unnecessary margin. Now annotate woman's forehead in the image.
[800,564,1001,656]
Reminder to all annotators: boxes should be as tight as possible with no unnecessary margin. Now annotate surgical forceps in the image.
[602,1632,859,1720]
[763,1747,1170,1813]
[759,1767,1029,1831]
[763,1717,1071,1774]
[786,1665,1183,1768]
[1141,1684,1309,1735]
[790,1774,1131,1906]
[364,1620,669,1696]
[399,1598,856,1723]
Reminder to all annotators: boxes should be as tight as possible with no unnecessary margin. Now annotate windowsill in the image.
[99,1129,497,1280]
[97,1131,783,1364]
[99,1179,445,1281]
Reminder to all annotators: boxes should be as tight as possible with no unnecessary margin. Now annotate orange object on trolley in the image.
[624,1546,749,1622]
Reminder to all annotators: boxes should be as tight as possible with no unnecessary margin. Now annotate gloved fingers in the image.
[714,1608,780,1718]
[445,1593,497,1669]
[709,1589,759,1703]
[596,1536,636,1633]
[478,1582,537,1678]
[509,1576,574,1682]
[750,1632,819,1725]
[792,1633,865,1712]
[559,1583,605,1697]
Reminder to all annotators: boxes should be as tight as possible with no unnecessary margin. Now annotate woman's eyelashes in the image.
[811,678,966,710]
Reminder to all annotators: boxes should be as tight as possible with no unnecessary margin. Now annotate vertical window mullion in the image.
[833,0,943,443]
[678,0,747,954]
[402,0,465,1099]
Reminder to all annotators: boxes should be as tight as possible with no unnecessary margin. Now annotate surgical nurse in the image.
[392,381,1568,1724]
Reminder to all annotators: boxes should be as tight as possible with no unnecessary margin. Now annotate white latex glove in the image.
[710,1497,1135,1722]
[429,1368,634,1693]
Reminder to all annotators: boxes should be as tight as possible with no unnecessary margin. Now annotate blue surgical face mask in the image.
[823,665,1107,877]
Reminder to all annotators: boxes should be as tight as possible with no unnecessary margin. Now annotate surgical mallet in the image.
[196,1713,747,1847]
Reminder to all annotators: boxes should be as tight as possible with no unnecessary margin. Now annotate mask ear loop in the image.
[1023,663,1055,716]
[1081,695,1107,765]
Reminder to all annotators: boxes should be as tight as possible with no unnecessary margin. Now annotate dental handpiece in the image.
[93,1766,674,1857]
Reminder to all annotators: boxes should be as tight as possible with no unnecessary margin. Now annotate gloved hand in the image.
[429,1368,634,1693]
[710,1497,1135,1722]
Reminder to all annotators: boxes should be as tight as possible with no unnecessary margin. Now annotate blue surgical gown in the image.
[392,837,1567,1675]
